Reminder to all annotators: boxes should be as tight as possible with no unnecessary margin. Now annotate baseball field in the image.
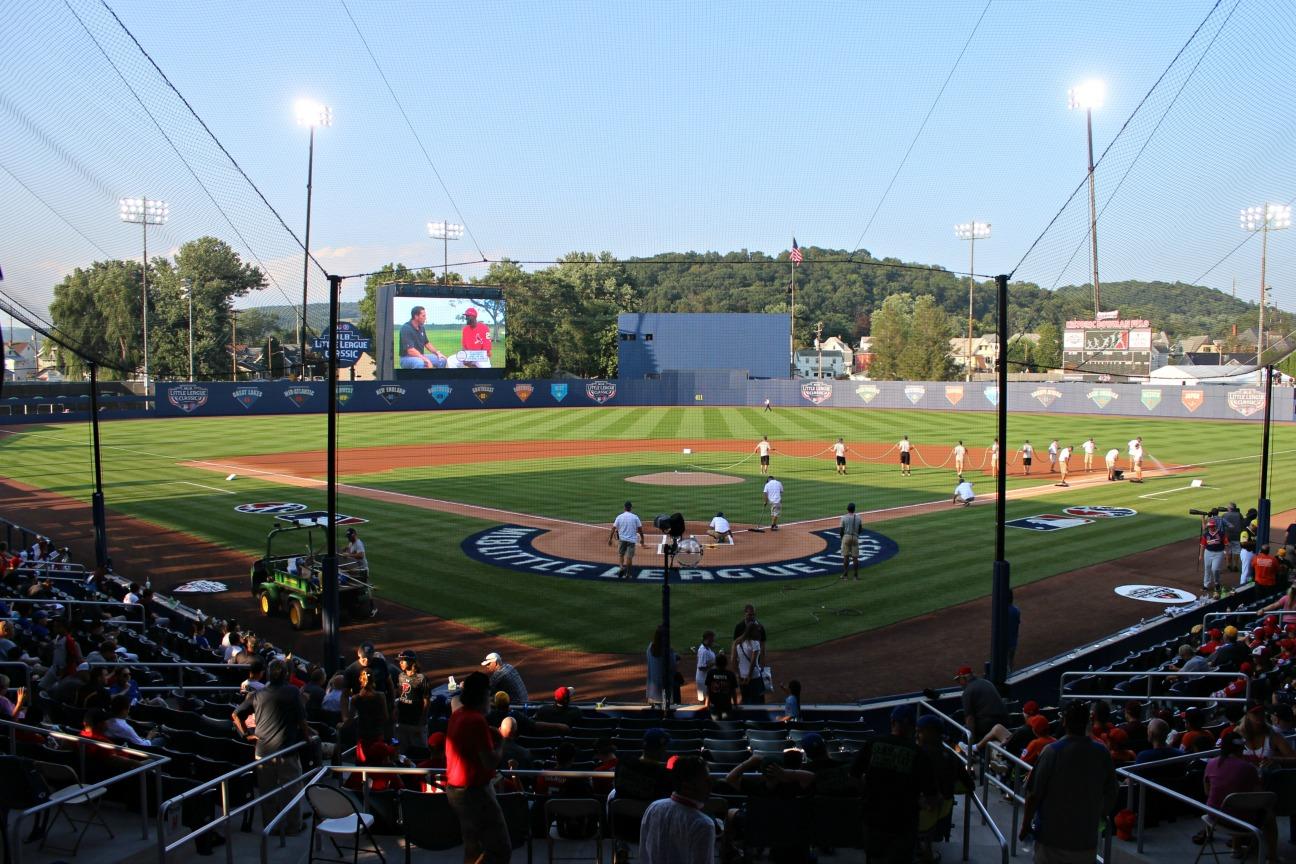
[1,406,1292,677]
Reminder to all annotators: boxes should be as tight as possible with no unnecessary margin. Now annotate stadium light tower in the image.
[1068,79,1105,318]
[181,278,195,382]
[295,99,332,379]
[954,221,991,381]
[1241,203,1291,365]
[427,221,465,284]
[119,197,169,395]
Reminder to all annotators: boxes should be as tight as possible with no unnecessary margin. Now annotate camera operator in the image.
[1197,510,1227,599]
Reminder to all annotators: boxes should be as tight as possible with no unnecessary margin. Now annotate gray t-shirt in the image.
[1028,736,1117,852]
[235,682,306,757]
[1221,510,1244,542]
[840,513,861,538]
[961,676,1006,724]
[398,320,428,358]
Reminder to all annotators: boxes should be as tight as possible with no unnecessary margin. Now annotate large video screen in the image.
[390,295,506,372]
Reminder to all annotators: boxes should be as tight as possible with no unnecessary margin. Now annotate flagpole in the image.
[790,259,796,376]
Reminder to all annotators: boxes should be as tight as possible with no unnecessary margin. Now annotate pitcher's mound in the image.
[627,471,745,486]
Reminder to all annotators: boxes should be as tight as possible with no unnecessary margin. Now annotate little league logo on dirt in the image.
[462,526,899,583]
[235,502,307,515]
[513,383,534,403]
[1227,388,1265,417]
[428,385,451,405]
[800,381,832,404]
[1006,514,1094,532]
[167,384,209,414]
[586,381,617,404]
[376,385,406,407]
[232,387,263,409]
[284,386,315,408]
[1063,505,1137,519]
[171,580,230,594]
[1115,584,1197,604]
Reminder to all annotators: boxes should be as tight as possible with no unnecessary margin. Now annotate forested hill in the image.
[623,248,1278,346]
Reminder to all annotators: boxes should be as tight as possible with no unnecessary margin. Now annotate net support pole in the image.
[89,363,108,570]
[989,274,1011,687]
[1258,364,1274,551]
[660,547,673,716]
[322,273,342,676]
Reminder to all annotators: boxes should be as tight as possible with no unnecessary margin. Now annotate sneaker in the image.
[770,525,779,532]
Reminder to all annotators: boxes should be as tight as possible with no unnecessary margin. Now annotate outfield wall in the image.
[144,374,1296,421]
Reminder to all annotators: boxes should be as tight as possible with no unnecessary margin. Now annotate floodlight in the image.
[1241,204,1291,232]
[294,99,333,128]
[1067,80,1105,111]
[954,221,991,241]
[118,197,169,225]
[427,221,465,240]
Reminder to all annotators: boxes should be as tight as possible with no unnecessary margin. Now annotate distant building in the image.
[854,336,875,375]
[3,341,38,381]
[795,335,851,379]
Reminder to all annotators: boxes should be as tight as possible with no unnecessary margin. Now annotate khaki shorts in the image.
[769,501,782,517]
[618,540,637,559]
[841,535,860,558]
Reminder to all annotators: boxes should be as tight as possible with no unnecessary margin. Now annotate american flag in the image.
[790,238,802,265]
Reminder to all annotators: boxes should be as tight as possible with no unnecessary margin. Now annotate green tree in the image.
[49,260,145,377]
[357,263,438,338]
[905,295,956,380]
[867,293,913,380]
[1034,322,1062,371]
[1004,335,1034,373]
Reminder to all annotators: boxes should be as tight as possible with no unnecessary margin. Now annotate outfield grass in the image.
[0,407,1291,654]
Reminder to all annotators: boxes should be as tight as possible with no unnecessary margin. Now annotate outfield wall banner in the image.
[152,379,1296,422]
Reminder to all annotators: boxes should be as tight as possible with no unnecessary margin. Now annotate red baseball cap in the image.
[954,665,974,680]
[1022,700,1039,716]
[1027,715,1050,735]
[1209,628,1222,640]
[553,686,574,704]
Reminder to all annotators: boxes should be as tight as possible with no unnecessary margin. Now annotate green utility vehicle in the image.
[249,516,375,630]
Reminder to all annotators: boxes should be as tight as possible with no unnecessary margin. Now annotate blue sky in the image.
[0,0,1291,321]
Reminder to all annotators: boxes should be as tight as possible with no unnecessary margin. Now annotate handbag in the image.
[760,665,773,693]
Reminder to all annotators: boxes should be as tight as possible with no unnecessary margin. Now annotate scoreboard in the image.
[1062,318,1155,380]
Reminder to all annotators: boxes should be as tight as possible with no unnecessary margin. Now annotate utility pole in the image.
[815,321,824,379]
[230,309,239,382]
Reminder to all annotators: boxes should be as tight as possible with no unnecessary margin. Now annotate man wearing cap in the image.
[398,305,448,369]
[762,474,784,531]
[341,528,366,568]
[850,705,937,862]
[1200,513,1227,599]
[706,512,732,544]
[1254,545,1280,589]
[481,652,528,706]
[609,501,645,580]
[1222,503,1244,571]
[444,671,510,863]
[1021,701,1117,861]
[951,476,975,508]
[459,307,493,367]
[955,666,1007,745]
[839,502,862,581]
[638,755,716,864]
[1209,626,1248,672]
[535,686,582,726]
[394,650,429,753]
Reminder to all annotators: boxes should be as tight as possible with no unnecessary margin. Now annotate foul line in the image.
[172,480,236,495]
[1139,483,1216,500]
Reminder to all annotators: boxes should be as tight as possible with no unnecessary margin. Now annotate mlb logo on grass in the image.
[1005,513,1094,532]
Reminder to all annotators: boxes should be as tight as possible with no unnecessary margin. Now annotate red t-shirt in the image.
[1254,555,1279,587]
[446,708,496,787]
[461,322,492,354]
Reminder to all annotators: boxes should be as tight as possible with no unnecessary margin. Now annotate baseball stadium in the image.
[2,2,1296,862]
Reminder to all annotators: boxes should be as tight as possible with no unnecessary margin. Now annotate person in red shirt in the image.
[460,308,493,367]
[1021,715,1056,766]
[444,671,510,862]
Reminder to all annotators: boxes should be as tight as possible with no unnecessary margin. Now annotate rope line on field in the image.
[684,451,758,472]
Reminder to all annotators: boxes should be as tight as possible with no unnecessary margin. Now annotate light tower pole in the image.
[1068,80,1105,318]
[954,221,991,381]
[1241,204,1291,365]
[295,99,332,379]
[118,197,169,395]
[427,221,464,283]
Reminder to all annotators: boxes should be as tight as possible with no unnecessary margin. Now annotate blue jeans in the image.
[400,354,446,369]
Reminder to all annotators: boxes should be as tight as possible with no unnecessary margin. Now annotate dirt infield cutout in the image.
[626,471,745,486]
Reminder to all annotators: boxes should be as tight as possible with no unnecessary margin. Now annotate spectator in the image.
[1106,728,1136,767]
[535,686,582,727]
[0,620,18,661]
[108,667,140,705]
[731,604,767,656]
[733,622,765,705]
[232,660,317,836]
[800,732,855,796]
[639,755,716,864]
[104,693,153,748]
[1177,708,1215,753]
[614,728,673,805]
[777,679,802,722]
[694,630,716,704]
[342,667,389,746]
[1197,730,1278,855]
[224,633,246,664]
[1169,643,1209,683]
[1021,715,1057,766]
[970,700,1043,757]
[240,658,267,695]
[301,667,327,715]
[954,665,1007,743]
[0,673,27,721]
[189,619,211,650]
[1209,626,1248,672]
[591,738,617,797]
[480,652,528,706]
[1238,704,1296,768]
[1118,701,1147,744]
[704,653,738,720]
[77,665,110,711]
[393,650,429,753]
[486,691,512,728]
[721,752,815,862]
[1089,700,1116,744]
[321,674,346,718]
[1134,718,1182,765]
[1259,582,1296,625]
[1020,701,1117,860]
[850,705,937,863]
[645,624,679,706]
[497,716,533,769]
[1274,704,1296,736]
[122,583,142,605]
[916,714,972,862]
[443,671,510,864]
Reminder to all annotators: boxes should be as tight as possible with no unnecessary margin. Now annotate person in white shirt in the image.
[1048,440,1059,473]
[1020,441,1034,476]
[638,756,716,864]
[990,438,999,475]
[707,512,732,543]
[122,583,142,605]
[105,694,153,748]
[1129,437,1145,483]
[608,500,645,580]
[1058,445,1073,487]
[952,477,975,507]
[755,436,774,475]
[1105,447,1121,481]
[694,630,716,703]
[762,476,784,531]
[342,528,366,568]
[763,397,772,413]
[952,441,967,475]
[833,437,848,475]
[1082,437,1096,472]
[899,435,913,476]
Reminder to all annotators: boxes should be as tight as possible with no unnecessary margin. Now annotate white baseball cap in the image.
[481,652,502,666]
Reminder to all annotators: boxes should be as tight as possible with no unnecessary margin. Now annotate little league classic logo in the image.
[171,580,230,594]
[1181,389,1204,412]
[472,384,495,404]
[235,502,307,515]
[550,383,569,402]
[461,526,899,583]
[586,381,617,404]
[1031,387,1061,408]
[284,386,315,408]
[1087,388,1117,409]
[1006,513,1094,532]
[944,385,963,406]
[428,384,451,405]
[232,387,263,410]
[1063,505,1137,519]
[376,385,406,407]
[800,381,832,405]
[904,385,926,405]
[1140,389,1162,411]
[855,384,879,404]
[167,384,209,414]
[1115,584,1197,604]
[513,383,534,403]
[1227,388,1265,417]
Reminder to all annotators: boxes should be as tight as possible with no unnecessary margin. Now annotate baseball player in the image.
[990,438,999,475]
[762,475,784,531]
[898,435,913,476]
[1105,447,1121,481]
[763,397,772,413]
[833,437,848,475]
[1047,439,1059,473]
[1020,440,1034,476]
[1057,444,1073,487]
[608,501,645,580]
[755,436,774,475]
[1129,437,1145,483]
[952,441,967,475]
[460,308,493,367]
[1082,437,1096,472]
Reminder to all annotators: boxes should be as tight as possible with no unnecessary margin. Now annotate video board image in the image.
[390,295,506,372]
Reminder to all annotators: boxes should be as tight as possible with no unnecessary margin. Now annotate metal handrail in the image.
[0,717,168,864]
[156,738,312,863]
[17,597,148,628]
[1204,609,1285,631]
[85,660,250,696]
[963,781,1010,864]
[1060,669,1251,705]
[259,764,329,862]
[983,740,1033,856]
[1118,759,1265,859]
[10,565,88,581]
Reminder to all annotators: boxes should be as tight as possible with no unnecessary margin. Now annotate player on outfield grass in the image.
[833,438,847,475]
[990,438,999,475]
[755,436,775,475]
[899,436,914,476]
[952,441,967,475]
